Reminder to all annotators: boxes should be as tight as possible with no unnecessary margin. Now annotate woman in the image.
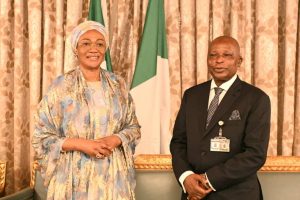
[32,21,141,200]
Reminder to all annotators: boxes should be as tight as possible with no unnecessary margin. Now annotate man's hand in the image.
[184,174,212,199]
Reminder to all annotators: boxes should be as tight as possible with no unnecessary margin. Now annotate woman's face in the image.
[76,29,106,71]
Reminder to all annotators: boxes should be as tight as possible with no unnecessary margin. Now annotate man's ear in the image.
[238,56,243,65]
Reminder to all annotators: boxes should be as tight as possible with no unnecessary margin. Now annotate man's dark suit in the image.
[170,77,271,200]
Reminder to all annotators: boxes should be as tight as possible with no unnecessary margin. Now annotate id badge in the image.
[210,137,230,152]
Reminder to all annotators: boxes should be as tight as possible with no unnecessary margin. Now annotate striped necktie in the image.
[206,87,223,128]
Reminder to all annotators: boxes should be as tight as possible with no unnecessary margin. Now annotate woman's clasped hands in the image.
[62,135,122,159]
[93,135,122,159]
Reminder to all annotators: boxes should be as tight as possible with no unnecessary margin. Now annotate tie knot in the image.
[214,87,223,95]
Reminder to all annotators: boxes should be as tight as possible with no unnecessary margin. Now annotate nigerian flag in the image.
[88,0,113,72]
[131,0,170,154]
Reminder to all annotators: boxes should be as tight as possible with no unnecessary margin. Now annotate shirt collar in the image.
[210,74,237,91]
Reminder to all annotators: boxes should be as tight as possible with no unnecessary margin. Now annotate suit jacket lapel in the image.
[196,81,211,135]
[203,77,242,136]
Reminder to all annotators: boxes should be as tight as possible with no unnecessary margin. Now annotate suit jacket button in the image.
[201,151,206,156]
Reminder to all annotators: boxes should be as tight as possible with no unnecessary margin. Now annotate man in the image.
[170,36,271,200]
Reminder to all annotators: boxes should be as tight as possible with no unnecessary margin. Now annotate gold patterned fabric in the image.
[164,0,300,156]
[0,0,299,194]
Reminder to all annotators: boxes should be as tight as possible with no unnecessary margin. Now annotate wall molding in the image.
[134,155,300,172]
[30,155,300,187]
[0,161,6,194]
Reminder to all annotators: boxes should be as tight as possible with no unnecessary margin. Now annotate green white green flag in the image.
[88,0,113,72]
[131,0,170,154]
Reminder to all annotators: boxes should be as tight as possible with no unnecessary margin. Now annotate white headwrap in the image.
[70,20,109,53]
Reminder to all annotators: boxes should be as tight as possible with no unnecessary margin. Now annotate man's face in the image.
[76,30,106,71]
[207,38,242,86]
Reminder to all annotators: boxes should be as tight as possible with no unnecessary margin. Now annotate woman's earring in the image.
[74,51,78,58]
